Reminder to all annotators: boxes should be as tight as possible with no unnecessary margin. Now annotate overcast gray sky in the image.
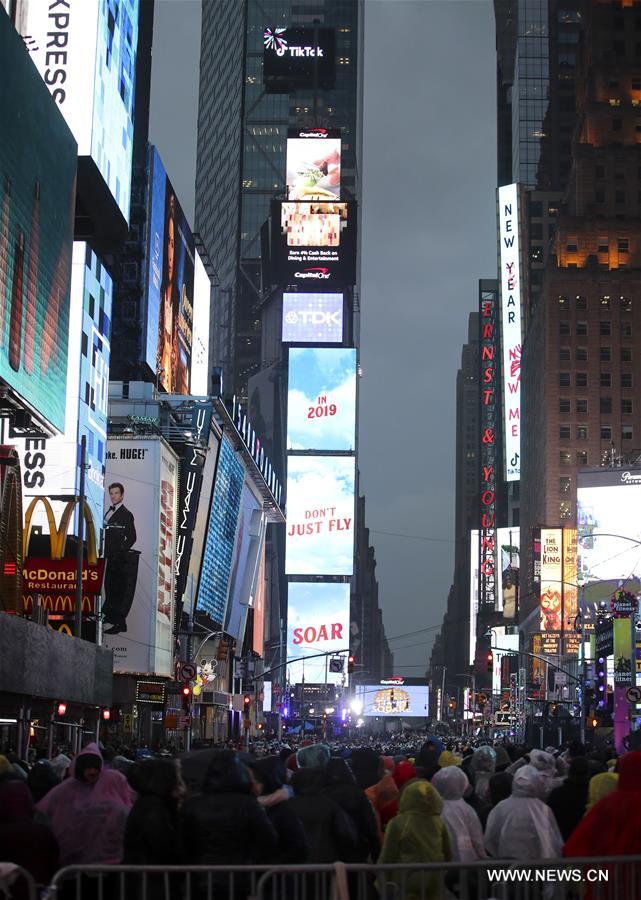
[149,0,497,675]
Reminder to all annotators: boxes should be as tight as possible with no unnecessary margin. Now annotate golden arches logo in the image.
[23,497,99,565]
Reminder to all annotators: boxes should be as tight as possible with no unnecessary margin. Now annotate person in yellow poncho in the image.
[377,779,452,900]
[585,772,618,813]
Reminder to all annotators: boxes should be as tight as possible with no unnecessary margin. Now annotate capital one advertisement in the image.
[286,128,341,201]
[578,470,641,602]
[145,148,195,394]
[272,200,356,287]
[497,184,522,482]
[282,292,344,343]
[287,348,356,451]
[103,438,178,676]
[0,12,76,433]
[18,0,139,223]
[285,455,355,576]
[286,582,350,685]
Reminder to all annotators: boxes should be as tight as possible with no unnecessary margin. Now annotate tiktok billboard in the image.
[287,347,356,451]
[285,456,355,576]
[286,582,350,685]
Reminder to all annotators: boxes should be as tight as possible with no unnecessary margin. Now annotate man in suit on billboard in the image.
[102,482,139,635]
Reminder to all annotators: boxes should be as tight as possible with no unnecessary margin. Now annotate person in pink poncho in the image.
[37,742,133,866]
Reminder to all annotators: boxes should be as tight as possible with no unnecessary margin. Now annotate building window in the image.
[621,297,632,312]
[600,373,612,388]
[558,295,570,308]
[621,347,633,362]
[560,398,571,413]
[560,476,571,494]
[560,425,571,440]
[613,118,623,131]
[601,397,613,414]
[600,321,611,336]
[600,347,612,362]
[560,450,572,465]
[577,321,588,336]
[566,240,578,253]
[576,373,588,387]
[622,373,633,388]
[622,399,633,414]
[576,399,588,414]
[576,295,587,309]
[560,372,571,387]
[560,502,572,520]
[623,426,634,441]
[623,323,633,337]
[601,425,612,440]
[560,346,571,362]
[576,450,588,466]
[560,320,571,337]
[576,347,588,362]
[600,295,611,308]
[577,425,588,440]
[618,238,630,253]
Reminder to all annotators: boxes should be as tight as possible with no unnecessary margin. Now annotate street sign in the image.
[626,686,641,704]
[178,715,192,728]
[180,663,197,681]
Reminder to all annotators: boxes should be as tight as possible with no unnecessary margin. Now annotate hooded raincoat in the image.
[484,765,563,860]
[431,766,486,862]
[378,779,452,900]
[36,743,133,865]
[470,746,496,804]
[585,772,618,812]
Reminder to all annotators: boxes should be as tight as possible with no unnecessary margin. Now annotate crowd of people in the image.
[0,735,639,897]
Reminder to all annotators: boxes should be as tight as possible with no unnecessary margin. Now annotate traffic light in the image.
[243,694,251,716]
[182,685,192,713]
[347,655,355,674]
[486,652,493,673]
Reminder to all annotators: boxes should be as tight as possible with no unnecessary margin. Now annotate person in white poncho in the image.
[431,766,486,862]
[484,765,563,860]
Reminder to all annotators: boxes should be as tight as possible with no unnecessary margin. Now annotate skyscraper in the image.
[195,0,363,398]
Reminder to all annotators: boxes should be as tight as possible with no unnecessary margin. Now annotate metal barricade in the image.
[44,857,641,900]
[0,863,38,900]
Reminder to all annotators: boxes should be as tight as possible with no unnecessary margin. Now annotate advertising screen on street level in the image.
[263,27,335,92]
[286,582,350,685]
[286,128,341,201]
[271,200,356,287]
[287,348,356,451]
[285,455,355,576]
[282,292,344,344]
[145,148,195,394]
[18,0,139,222]
[355,682,429,718]
[191,250,211,395]
[103,438,178,676]
[496,527,519,620]
[578,469,641,602]
[497,184,522,482]
[195,435,245,624]
[0,13,76,433]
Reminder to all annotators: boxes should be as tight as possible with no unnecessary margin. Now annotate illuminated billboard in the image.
[540,528,562,632]
[195,435,245,624]
[224,485,265,643]
[285,455,355,576]
[282,292,344,344]
[18,0,139,222]
[252,545,267,657]
[145,148,194,394]
[497,184,522,482]
[287,348,356,451]
[355,680,429,718]
[496,527,519,620]
[191,250,211,395]
[286,582,350,685]
[103,438,178,676]
[286,128,341,201]
[0,13,76,433]
[469,530,479,666]
[271,200,356,287]
[263,27,335,92]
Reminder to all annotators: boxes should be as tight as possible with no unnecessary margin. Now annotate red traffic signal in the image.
[102,709,111,721]
[182,685,192,712]
[347,655,355,674]
[57,702,67,717]
[486,652,493,673]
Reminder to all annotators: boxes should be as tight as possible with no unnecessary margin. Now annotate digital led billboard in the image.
[287,348,356,451]
[286,582,350,685]
[224,485,265,643]
[286,128,341,201]
[282,292,344,344]
[496,527,519,620]
[191,250,211,395]
[103,438,178,676]
[271,200,356,287]
[195,435,245,624]
[0,12,76,433]
[497,184,522,482]
[285,455,355,576]
[145,148,195,394]
[469,529,479,666]
[355,681,429,718]
[18,0,139,222]
[252,545,267,657]
[540,528,562,632]
[263,27,335,92]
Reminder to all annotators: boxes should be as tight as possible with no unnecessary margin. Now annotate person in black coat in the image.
[289,767,358,864]
[323,757,380,862]
[547,756,591,841]
[123,758,184,865]
[249,756,308,863]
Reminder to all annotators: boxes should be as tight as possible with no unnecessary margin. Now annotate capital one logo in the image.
[285,310,341,327]
[295,267,331,280]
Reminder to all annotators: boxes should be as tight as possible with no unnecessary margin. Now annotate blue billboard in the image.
[287,347,356,451]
